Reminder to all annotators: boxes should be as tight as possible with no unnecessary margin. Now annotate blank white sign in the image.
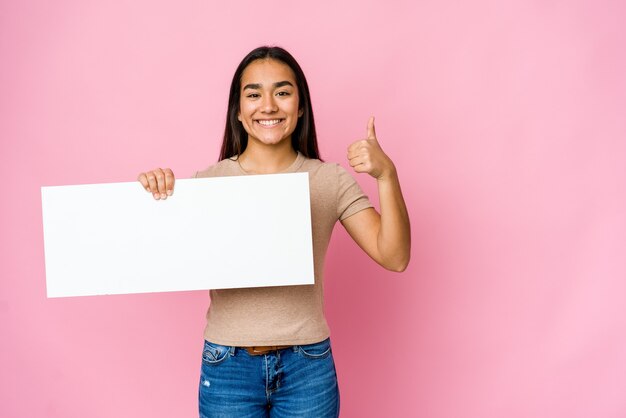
[41,173,314,298]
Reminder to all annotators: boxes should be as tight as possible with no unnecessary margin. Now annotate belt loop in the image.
[230,346,236,356]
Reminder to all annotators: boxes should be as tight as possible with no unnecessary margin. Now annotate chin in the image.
[264,140,288,146]
[257,136,289,146]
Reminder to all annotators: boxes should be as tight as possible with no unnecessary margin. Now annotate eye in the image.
[246,93,260,99]
[276,91,291,97]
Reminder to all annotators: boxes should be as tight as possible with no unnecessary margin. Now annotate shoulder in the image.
[299,157,361,195]
[304,159,360,192]
[299,157,347,180]
[193,158,240,178]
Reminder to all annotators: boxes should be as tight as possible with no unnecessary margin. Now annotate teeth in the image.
[257,119,282,126]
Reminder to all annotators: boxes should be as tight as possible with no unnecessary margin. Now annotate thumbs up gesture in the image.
[347,116,396,180]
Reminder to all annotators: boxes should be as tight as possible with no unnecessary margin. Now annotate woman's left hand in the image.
[347,116,396,180]
[343,116,411,272]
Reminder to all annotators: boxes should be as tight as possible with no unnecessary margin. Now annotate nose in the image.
[260,95,278,113]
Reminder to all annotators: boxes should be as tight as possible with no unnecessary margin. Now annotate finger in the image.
[146,172,159,198]
[347,140,360,155]
[347,148,361,160]
[347,139,369,158]
[352,162,368,173]
[348,155,365,168]
[155,168,167,198]
[347,148,359,160]
[137,173,150,192]
[164,168,175,196]
[367,116,376,140]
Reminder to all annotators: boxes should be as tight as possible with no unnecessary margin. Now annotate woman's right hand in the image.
[137,168,175,200]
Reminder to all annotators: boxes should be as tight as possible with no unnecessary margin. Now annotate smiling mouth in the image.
[255,119,284,127]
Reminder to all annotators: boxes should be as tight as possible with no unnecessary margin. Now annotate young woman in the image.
[137,46,410,418]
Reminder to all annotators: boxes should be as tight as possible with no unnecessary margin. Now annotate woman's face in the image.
[238,58,303,148]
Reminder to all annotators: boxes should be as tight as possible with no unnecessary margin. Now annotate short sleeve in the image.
[336,164,373,221]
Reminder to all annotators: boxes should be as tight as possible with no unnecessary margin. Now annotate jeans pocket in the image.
[297,338,332,360]
[202,340,232,365]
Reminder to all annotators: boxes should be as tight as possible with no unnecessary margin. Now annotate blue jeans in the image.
[198,338,340,417]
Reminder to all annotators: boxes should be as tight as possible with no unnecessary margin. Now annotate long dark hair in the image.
[219,46,321,161]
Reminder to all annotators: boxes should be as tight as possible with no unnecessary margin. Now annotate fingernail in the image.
[153,194,159,200]
[167,190,173,196]
[161,193,166,199]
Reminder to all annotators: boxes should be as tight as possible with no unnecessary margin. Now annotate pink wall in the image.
[2,0,626,417]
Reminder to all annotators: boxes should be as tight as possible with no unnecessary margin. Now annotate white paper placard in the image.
[41,173,314,298]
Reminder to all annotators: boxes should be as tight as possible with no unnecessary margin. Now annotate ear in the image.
[237,112,241,122]
[298,108,303,118]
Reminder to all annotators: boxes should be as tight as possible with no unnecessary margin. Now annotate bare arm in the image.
[341,117,411,272]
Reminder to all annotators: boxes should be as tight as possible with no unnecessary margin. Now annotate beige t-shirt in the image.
[193,152,373,346]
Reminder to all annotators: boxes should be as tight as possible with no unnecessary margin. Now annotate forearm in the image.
[376,167,411,271]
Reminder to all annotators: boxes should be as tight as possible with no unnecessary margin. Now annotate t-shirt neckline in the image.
[234,151,305,175]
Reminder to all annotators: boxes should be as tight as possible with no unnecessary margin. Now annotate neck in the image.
[238,139,297,174]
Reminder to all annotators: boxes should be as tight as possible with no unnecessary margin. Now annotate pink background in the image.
[2,0,626,417]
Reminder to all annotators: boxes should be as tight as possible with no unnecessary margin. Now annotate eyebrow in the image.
[243,80,294,90]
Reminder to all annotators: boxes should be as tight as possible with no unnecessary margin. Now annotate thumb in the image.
[367,116,376,140]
